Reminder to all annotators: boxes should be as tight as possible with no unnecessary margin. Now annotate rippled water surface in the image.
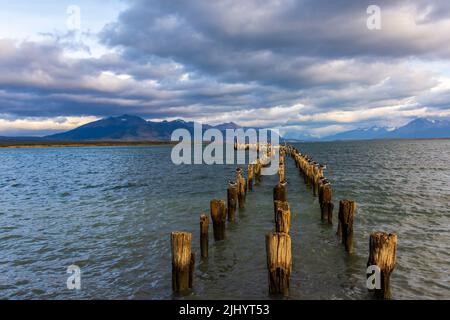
[0,140,449,299]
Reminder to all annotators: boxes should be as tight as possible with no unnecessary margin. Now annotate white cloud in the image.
[0,116,99,135]
[1,1,450,136]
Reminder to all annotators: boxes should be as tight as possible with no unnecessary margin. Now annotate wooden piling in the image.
[189,253,195,288]
[200,215,209,258]
[273,200,289,223]
[318,179,324,204]
[273,181,287,202]
[255,158,262,182]
[171,231,193,292]
[278,165,285,183]
[244,176,248,195]
[337,200,356,253]
[248,164,254,191]
[227,181,238,222]
[265,232,292,295]
[320,183,333,223]
[275,202,291,234]
[210,199,226,241]
[238,176,246,209]
[312,164,320,197]
[367,232,397,299]
[236,167,242,180]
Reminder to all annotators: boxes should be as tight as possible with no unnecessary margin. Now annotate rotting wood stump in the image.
[248,164,254,191]
[312,164,320,196]
[210,199,227,241]
[265,232,292,296]
[255,158,262,182]
[278,165,285,184]
[273,181,287,202]
[318,179,324,204]
[320,183,333,223]
[238,176,246,209]
[171,231,194,293]
[200,215,209,259]
[275,202,291,234]
[367,232,397,300]
[189,253,195,289]
[273,200,289,224]
[337,200,356,253]
[227,181,238,222]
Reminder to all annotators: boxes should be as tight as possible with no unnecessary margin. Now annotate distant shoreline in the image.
[1,137,449,149]
[288,137,450,143]
[0,141,176,149]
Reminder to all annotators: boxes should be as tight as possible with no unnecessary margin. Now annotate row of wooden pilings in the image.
[269,147,291,296]
[285,144,397,299]
[171,143,397,300]
[170,151,265,294]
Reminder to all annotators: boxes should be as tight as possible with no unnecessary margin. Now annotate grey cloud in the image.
[1,0,450,136]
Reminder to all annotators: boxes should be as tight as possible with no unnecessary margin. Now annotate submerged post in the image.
[171,231,193,292]
[278,165,285,184]
[338,200,356,253]
[189,253,195,289]
[266,232,292,295]
[318,178,327,205]
[273,200,289,223]
[255,158,262,182]
[275,202,291,234]
[227,181,238,222]
[200,214,209,259]
[210,199,226,241]
[238,176,246,209]
[312,164,320,197]
[367,232,397,299]
[248,164,254,191]
[273,181,287,202]
[320,183,333,223]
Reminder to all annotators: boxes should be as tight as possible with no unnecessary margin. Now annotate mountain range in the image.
[46,115,244,141]
[0,115,449,142]
[322,118,450,141]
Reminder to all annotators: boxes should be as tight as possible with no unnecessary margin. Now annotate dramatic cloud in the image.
[0,0,450,136]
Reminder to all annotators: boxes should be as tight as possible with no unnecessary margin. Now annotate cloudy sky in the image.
[1,0,450,137]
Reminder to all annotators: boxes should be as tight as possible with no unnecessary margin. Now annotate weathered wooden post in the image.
[278,165,285,183]
[247,164,254,191]
[320,183,333,223]
[236,168,246,208]
[306,161,313,186]
[200,215,209,259]
[302,159,309,184]
[227,181,238,222]
[318,179,324,205]
[210,199,226,241]
[243,173,248,195]
[189,253,195,288]
[275,202,291,234]
[273,181,287,202]
[367,232,397,299]
[255,158,262,182]
[337,200,356,253]
[171,231,194,292]
[266,232,292,295]
[238,176,246,209]
[236,167,242,181]
[273,200,289,223]
[312,164,320,197]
